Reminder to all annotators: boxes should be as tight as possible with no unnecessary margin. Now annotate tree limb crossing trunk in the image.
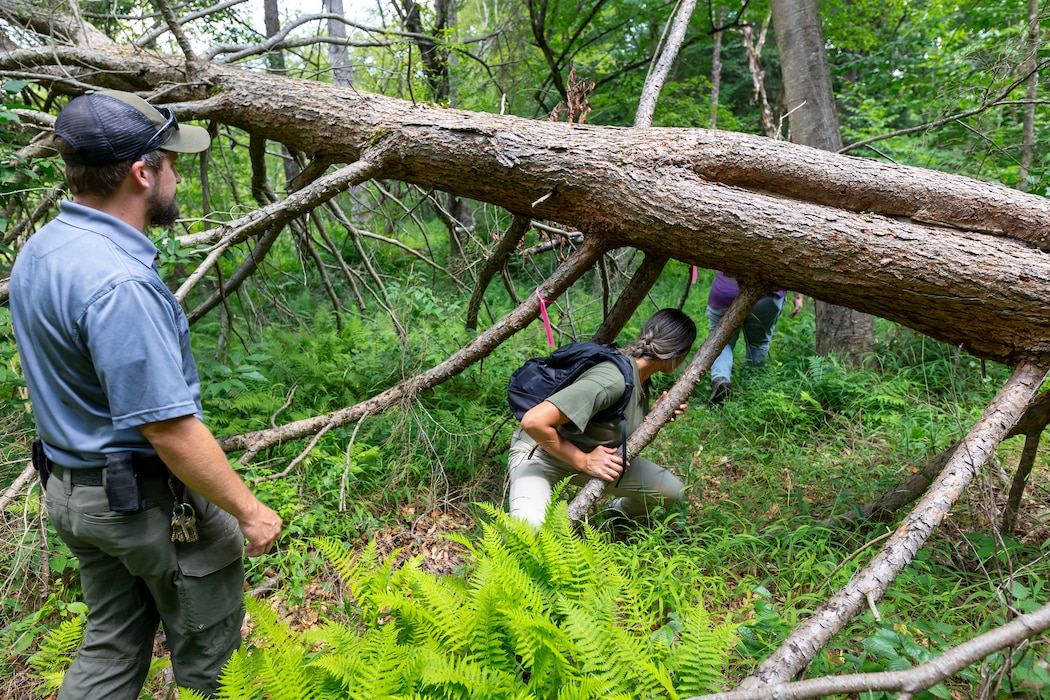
[567,282,768,521]
[738,361,1050,689]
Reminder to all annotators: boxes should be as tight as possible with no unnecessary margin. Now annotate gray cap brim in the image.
[99,90,211,154]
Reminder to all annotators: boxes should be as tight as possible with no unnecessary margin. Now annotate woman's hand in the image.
[660,391,688,421]
[581,445,624,481]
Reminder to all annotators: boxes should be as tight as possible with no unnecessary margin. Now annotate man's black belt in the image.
[54,454,168,486]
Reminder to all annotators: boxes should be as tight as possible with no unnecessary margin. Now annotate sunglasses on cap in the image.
[139,107,179,156]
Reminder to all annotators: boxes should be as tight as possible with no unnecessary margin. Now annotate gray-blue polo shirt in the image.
[10,201,202,468]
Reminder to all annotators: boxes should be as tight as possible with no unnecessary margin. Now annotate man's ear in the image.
[128,159,153,191]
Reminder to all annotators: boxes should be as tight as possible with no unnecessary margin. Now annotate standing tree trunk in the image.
[1017,0,1039,191]
[397,0,472,262]
[634,0,698,127]
[770,0,876,361]
[709,8,724,128]
[326,0,353,88]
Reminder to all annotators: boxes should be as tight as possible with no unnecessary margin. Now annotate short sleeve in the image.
[79,280,200,430]
[545,362,626,432]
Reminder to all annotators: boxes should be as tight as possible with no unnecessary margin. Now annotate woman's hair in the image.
[621,308,697,361]
[54,138,166,197]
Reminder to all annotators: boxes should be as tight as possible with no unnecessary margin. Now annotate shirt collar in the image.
[57,200,160,268]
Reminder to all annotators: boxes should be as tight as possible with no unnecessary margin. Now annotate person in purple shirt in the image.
[706,271,803,405]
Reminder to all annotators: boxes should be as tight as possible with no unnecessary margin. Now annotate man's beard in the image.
[147,190,180,227]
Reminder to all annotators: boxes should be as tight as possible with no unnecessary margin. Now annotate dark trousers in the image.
[45,465,245,699]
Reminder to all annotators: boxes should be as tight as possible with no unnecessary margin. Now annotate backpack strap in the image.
[614,418,627,487]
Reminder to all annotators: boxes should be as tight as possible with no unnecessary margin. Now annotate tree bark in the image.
[325,0,353,87]
[693,600,1050,700]
[769,0,877,360]
[708,9,724,129]
[634,0,698,127]
[4,48,1050,364]
[1016,0,1039,191]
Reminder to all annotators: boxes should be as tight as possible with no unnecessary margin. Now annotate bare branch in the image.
[148,0,195,59]
[694,601,1050,700]
[841,57,1050,155]
[0,464,36,512]
[740,361,1050,688]
[135,0,249,47]
[217,237,610,455]
[172,159,382,301]
[466,214,531,330]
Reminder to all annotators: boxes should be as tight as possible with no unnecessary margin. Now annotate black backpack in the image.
[507,342,634,482]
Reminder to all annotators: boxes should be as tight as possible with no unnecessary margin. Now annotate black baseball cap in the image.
[52,90,211,165]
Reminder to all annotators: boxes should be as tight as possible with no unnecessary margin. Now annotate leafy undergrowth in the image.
[4,310,1050,698]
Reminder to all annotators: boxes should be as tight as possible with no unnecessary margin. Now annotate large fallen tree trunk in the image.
[3,45,1050,365]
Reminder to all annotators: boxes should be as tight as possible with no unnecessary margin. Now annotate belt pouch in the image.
[31,439,51,490]
[104,451,143,513]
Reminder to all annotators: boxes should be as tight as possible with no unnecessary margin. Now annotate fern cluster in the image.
[204,502,736,699]
[26,616,83,697]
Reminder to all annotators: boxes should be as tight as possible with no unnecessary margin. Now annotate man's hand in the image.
[240,502,282,557]
[581,445,624,482]
[142,415,284,557]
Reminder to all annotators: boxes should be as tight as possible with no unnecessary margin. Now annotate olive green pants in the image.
[45,465,245,699]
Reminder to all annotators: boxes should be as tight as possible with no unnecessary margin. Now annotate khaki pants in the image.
[507,429,684,527]
[45,465,245,699]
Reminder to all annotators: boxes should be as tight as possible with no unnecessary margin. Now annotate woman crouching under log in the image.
[508,308,697,528]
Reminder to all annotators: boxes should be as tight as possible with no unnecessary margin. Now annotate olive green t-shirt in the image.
[542,359,648,454]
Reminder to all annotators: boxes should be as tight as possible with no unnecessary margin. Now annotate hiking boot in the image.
[709,377,731,406]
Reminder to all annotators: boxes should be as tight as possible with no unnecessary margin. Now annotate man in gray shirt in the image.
[9,90,282,698]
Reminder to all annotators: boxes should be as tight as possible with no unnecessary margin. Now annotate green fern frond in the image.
[666,601,738,696]
[501,607,575,691]
[312,623,417,699]
[314,537,407,623]
[416,647,521,699]
[379,564,472,652]
[239,499,737,700]
[476,550,551,615]
[556,596,639,692]
[552,677,624,700]
[244,596,299,652]
[463,583,516,675]
[240,598,322,700]
[475,503,541,569]
[26,616,83,695]
[214,647,262,699]
[313,536,374,585]
[255,646,317,700]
